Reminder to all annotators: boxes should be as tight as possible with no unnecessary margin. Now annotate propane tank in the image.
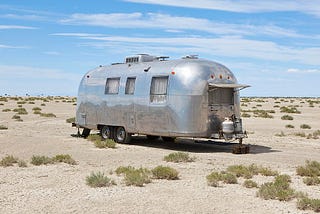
[222,117,234,134]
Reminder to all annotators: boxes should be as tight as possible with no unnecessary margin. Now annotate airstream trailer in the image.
[74,54,250,153]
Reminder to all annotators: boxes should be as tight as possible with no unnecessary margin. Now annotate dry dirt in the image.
[0,97,319,214]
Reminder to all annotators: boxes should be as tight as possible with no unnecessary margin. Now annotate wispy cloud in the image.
[125,0,320,17]
[0,25,37,30]
[60,12,305,38]
[0,44,29,49]
[287,68,320,73]
[55,34,320,66]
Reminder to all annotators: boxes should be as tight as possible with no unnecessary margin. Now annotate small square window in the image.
[105,77,120,94]
[125,77,136,95]
[150,76,168,103]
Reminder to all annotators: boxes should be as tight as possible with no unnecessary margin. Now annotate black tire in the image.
[146,135,159,140]
[100,126,113,140]
[114,127,131,144]
[81,128,91,138]
[162,136,176,142]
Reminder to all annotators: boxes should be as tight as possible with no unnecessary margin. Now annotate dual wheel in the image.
[100,125,131,144]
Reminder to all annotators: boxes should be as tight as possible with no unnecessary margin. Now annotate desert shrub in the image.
[66,117,75,123]
[294,132,306,138]
[52,154,77,165]
[227,165,254,179]
[40,113,56,118]
[115,166,136,175]
[13,107,28,115]
[241,113,251,118]
[220,172,238,184]
[0,155,18,167]
[243,180,258,188]
[303,177,320,186]
[163,152,195,163]
[253,110,274,118]
[300,124,311,129]
[17,101,26,104]
[281,115,293,120]
[273,105,280,108]
[296,160,320,177]
[152,166,179,180]
[123,168,151,187]
[12,114,21,120]
[33,110,41,114]
[86,171,115,188]
[18,160,28,167]
[0,97,8,102]
[285,124,294,129]
[87,134,101,142]
[41,103,46,106]
[257,174,295,201]
[297,197,320,212]
[30,155,53,165]
[259,167,279,176]
[0,125,8,130]
[206,171,238,187]
[280,106,301,114]
[28,101,35,104]
[312,130,320,139]
[2,108,11,112]
[94,139,116,149]
[206,171,221,187]
[32,107,42,111]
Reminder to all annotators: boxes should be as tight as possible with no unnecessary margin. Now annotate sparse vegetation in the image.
[87,134,117,149]
[13,107,28,115]
[31,155,53,165]
[227,164,278,179]
[0,125,8,130]
[40,113,56,118]
[0,155,18,167]
[12,114,23,121]
[294,132,306,138]
[86,171,115,188]
[296,160,320,177]
[18,160,28,167]
[285,124,295,129]
[281,115,293,120]
[52,154,77,165]
[280,106,301,114]
[275,131,286,137]
[2,108,11,112]
[163,152,195,163]
[66,117,75,123]
[241,113,251,118]
[303,177,320,186]
[152,166,179,180]
[116,166,151,187]
[206,171,238,187]
[31,154,77,166]
[297,196,320,212]
[257,174,295,201]
[300,124,311,129]
[243,180,258,188]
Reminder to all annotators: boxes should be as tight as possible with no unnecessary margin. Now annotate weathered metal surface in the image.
[75,54,249,140]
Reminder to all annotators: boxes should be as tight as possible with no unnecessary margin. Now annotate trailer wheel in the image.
[100,126,113,140]
[114,127,131,144]
[162,136,176,142]
[82,128,91,138]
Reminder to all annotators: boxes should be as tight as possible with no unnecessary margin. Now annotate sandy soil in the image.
[0,97,319,214]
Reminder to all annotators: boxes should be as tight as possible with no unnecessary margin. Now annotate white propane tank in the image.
[222,117,234,134]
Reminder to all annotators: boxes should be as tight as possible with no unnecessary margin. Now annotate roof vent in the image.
[125,54,156,63]
[182,55,198,59]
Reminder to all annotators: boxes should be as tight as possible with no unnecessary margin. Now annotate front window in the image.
[208,88,234,105]
[150,76,168,103]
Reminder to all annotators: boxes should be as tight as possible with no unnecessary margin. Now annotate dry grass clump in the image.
[257,174,295,201]
[13,107,28,115]
[296,160,320,177]
[206,171,238,187]
[241,113,251,118]
[0,97,8,102]
[297,197,320,212]
[31,154,77,166]
[285,124,294,129]
[2,108,11,112]
[66,117,75,123]
[151,166,179,180]
[11,114,23,121]
[280,106,301,114]
[303,177,320,186]
[40,112,56,118]
[86,171,116,188]
[243,180,258,188]
[87,134,117,149]
[0,155,19,167]
[116,166,151,187]
[226,164,278,179]
[281,115,293,120]
[300,124,311,129]
[0,125,8,130]
[163,152,195,163]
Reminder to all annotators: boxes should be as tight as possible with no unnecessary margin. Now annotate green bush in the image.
[280,106,301,114]
[52,154,77,165]
[0,155,18,167]
[281,115,293,120]
[32,107,42,111]
[163,152,195,163]
[2,108,11,112]
[285,124,294,129]
[115,166,136,175]
[40,113,56,118]
[206,171,222,187]
[13,107,28,115]
[243,180,258,188]
[296,160,320,177]
[31,155,53,165]
[94,139,116,149]
[206,171,238,187]
[227,164,254,179]
[259,167,279,176]
[300,124,311,129]
[257,174,295,201]
[303,177,320,186]
[86,171,115,188]
[152,166,179,180]
[297,197,320,212]
[115,166,151,187]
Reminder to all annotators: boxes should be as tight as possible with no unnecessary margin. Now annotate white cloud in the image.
[287,68,320,73]
[58,34,320,65]
[0,25,37,30]
[60,12,305,38]
[125,0,320,17]
[0,44,28,49]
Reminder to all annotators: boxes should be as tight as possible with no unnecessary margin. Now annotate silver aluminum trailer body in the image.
[75,55,249,144]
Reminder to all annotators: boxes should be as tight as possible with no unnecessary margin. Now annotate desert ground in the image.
[0,96,319,213]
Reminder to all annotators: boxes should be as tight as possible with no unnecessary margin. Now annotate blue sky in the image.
[0,0,320,97]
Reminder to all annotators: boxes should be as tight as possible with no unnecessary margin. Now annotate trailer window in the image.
[105,77,120,94]
[125,77,136,95]
[208,88,234,105]
[150,76,168,103]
